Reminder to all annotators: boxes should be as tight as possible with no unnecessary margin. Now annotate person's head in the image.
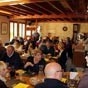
[58,42,65,51]
[32,32,40,41]
[6,45,14,56]
[0,61,8,77]
[44,62,62,80]
[14,40,21,45]
[34,49,42,62]
[45,39,52,48]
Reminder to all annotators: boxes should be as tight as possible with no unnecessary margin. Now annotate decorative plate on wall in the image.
[63,26,68,31]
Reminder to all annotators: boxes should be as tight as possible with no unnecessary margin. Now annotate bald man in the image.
[35,62,68,88]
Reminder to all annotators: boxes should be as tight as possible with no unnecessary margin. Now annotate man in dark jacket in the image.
[1,45,23,69]
[35,62,68,88]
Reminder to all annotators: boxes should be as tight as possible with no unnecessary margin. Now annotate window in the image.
[10,22,17,41]
[10,22,25,41]
[14,23,17,37]
[19,23,25,38]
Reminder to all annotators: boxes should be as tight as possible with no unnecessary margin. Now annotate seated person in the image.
[24,49,46,74]
[27,43,34,56]
[13,40,23,55]
[0,45,24,70]
[78,52,88,88]
[40,39,55,56]
[0,61,8,88]
[35,62,68,88]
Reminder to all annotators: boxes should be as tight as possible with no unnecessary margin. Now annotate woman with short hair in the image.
[24,49,46,74]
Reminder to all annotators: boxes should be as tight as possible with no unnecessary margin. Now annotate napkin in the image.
[61,78,67,83]
[70,72,78,79]
[13,83,29,88]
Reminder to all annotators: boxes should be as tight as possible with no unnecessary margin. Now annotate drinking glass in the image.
[39,65,44,72]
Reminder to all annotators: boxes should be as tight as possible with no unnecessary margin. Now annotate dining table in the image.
[11,70,83,88]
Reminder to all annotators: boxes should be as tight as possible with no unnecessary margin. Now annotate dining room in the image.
[0,0,88,88]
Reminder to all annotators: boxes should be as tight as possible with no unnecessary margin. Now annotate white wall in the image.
[38,22,88,39]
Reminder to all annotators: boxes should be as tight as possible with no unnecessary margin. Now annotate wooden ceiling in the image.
[0,0,88,22]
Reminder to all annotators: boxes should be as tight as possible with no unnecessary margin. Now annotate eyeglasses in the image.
[56,69,63,72]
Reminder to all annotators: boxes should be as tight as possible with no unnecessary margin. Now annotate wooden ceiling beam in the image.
[0,0,56,6]
[0,0,45,6]
[46,0,64,14]
[34,3,54,14]
[9,5,35,14]
[0,0,29,6]
[59,0,73,12]
[20,4,43,14]
[79,0,86,13]
[10,13,88,20]
[0,7,27,15]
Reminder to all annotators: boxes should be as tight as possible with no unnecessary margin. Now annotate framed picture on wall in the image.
[1,22,8,34]
[73,24,80,32]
